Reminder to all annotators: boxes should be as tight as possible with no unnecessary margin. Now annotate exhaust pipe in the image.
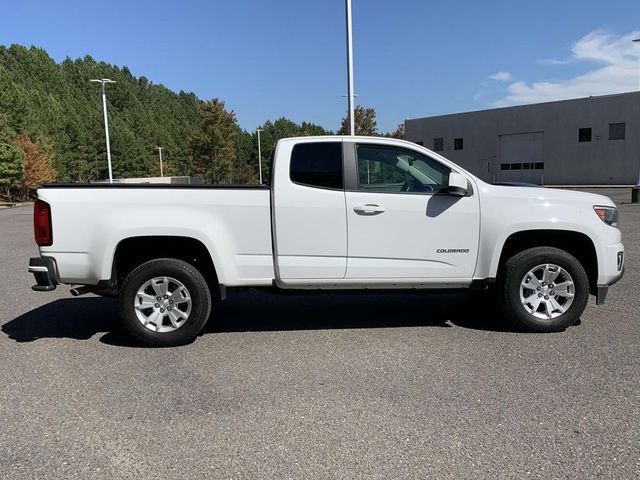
[70,286,92,296]
[69,285,118,297]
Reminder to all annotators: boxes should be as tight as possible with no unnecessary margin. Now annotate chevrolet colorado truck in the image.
[29,136,625,346]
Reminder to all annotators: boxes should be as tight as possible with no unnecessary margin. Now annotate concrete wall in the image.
[405,92,640,185]
[112,176,203,184]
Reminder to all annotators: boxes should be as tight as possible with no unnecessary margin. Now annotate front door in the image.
[345,143,480,280]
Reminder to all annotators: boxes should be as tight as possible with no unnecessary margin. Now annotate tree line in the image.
[0,44,403,200]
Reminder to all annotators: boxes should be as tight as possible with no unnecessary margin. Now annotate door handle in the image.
[353,204,386,215]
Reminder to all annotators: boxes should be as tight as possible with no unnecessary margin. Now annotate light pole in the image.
[156,147,164,178]
[90,78,116,183]
[634,38,640,89]
[256,128,263,184]
[345,0,355,136]
[632,38,640,203]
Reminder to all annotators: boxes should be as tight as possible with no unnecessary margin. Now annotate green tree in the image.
[188,99,238,183]
[0,115,25,201]
[0,45,203,181]
[338,106,377,136]
[234,128,259,184]
[389,122,404,139]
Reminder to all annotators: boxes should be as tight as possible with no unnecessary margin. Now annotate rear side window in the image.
[290,142,343,189]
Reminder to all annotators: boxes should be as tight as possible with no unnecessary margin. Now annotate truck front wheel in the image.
[120,258,212,347]
[498,247,589,332]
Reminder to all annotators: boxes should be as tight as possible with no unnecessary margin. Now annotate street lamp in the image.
[632,38,640,203]
[345,0,355,136]
[256,128,263,184]
[156,147,164,178]
[90,78,116,183]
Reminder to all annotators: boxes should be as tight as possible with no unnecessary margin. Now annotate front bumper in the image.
[28,257,59,292]
[595,249,624,305]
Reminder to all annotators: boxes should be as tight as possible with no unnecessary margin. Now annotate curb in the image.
[0,202,33,209]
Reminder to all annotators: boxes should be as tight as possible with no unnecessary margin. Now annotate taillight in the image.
[34,199,53,246]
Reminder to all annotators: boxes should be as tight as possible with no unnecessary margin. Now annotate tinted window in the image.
[290,142,343,189]
[433,137,444,151]
[454,138,464,150]
[609,123,625,140]
[356,144,450,193]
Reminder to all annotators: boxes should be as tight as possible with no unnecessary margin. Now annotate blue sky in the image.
[0,0,638,132]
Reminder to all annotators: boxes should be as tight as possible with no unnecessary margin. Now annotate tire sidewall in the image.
[502,247,589,332]
[120,258,211,347]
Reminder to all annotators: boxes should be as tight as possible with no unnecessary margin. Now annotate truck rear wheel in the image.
[498,247,589,332]
[120,258,212,347]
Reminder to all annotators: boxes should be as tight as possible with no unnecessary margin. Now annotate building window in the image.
[609,123,625,140]
[501,162,544,171]
[578,128,592,142]
[433,137,444,152]
[415,141,424,146]
[454,138,463,150]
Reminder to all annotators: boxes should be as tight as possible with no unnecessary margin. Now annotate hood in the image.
[478,181,616,208]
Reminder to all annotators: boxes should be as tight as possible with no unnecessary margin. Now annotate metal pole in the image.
[635,38,640,90]
[156,147,164,177]
[345,0,355,136]
[256,128,263,184]
[632,38,640,202]
[91,79,115,183]
[101,84,113,183]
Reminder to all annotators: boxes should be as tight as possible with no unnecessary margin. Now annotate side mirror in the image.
[448,172,468,196]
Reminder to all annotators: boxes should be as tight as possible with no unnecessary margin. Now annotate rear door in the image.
[272,139,348,280]
[344,141,480,280]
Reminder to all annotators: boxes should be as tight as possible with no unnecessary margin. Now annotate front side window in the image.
[356,144,450,193]
[290,142,343,189]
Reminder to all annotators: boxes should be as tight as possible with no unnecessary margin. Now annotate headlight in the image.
[593,206,618,227]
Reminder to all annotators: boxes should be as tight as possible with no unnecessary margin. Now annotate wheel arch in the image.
[111,236,221,298]
[496,230,598,294]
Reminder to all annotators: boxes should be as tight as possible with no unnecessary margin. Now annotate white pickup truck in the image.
[29,136,624,346]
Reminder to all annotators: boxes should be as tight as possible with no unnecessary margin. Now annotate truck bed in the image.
[37,185,274,286]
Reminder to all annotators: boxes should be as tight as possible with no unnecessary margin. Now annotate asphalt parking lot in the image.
[0,188,638,479]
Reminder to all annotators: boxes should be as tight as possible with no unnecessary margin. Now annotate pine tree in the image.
[0,114,25,201]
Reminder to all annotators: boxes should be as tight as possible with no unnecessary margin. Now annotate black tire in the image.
[120,258,212,347]
[497,247,589,332]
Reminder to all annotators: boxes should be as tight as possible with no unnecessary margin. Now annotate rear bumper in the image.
[28,257,59,291]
